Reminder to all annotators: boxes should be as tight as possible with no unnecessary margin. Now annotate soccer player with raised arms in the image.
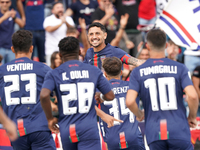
[0,30,56,150]
[40,36,114,150]
[126,28,199,150]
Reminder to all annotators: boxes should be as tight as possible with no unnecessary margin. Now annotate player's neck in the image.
[150,51,165,59]
[107,76,121,81]
[62,56,79,62]
[93,43,106,52]
[15,53,31,60]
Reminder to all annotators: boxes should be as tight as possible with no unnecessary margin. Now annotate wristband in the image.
[100,93,105,101]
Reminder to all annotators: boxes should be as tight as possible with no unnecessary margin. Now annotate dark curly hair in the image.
[88,22,106,33]
[12,30,33,53]
[58,36,80,56]
[102,57,122,76]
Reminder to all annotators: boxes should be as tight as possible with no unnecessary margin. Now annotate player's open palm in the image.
[48,117,59,133]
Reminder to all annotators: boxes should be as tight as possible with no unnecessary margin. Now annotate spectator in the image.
[0,0,24,64]
[23,0,46,62]
[166,39,180,62]
[192,66,200,117]
[43,1,75,66]
[65,0,98,26]
[91,0,119,43]
[113,0,143,57]
[50,51,62,69]
[0,55,3,66]
[10,0,25,24]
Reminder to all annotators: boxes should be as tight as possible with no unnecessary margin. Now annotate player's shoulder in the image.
[32,61,52,73]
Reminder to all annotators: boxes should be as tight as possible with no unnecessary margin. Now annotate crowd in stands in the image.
[1,0,200,149]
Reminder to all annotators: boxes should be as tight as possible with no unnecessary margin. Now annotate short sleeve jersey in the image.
[83,43,131,71]
[42,60,112,142]
[100,79,141,149]
[0,57,51,135]
[129,58,193,145]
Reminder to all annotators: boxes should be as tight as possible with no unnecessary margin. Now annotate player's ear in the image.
[29,45,33,53]
[104,71,108,78]
[165,42,168,49]
[11,46,15,54]
[104,32,107,40]
[146,43,150,52]
[120,70,123,76]
[59,52,62,59]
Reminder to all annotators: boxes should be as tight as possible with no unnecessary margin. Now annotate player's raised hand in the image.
[136,109,144,122]
[48,117,59,133]
[187,116,197,128]
[95,92,104,104]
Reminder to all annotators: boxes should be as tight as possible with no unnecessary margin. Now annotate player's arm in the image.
[184,85,199,128]
[40,88,59,133]
[95,106,123,128]
[0,107,18,141]
[192,76,200,100]
[127,56,145,67]
[126,89,144,121]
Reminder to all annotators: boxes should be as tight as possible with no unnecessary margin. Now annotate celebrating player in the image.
[126,28,199,150]
[0,30,56,149]
[40,36,114,150]
[84,22,144,70]
[96,57,145,150]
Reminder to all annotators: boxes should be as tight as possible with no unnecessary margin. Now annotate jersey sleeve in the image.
[96,70,112,94]
[42,71,56,92]
[113,47,131,64]
[192,66,200,78]
[180,65,193,89]
[128,69,140,93]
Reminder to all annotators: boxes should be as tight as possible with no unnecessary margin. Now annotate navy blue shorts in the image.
[62,139,101,150]
[11,131,56,150]
[149,139,194,150]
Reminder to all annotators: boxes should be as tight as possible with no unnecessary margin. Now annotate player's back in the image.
[49,60,111,142]
[0,57,51,136]
[131,58,192,145]
[100,79,143,149]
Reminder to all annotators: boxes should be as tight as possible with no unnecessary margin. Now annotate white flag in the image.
[156,0,200,50]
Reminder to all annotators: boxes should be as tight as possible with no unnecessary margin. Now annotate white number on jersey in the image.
[104,97,134,126]
[60,82,94,115]
[144,77,177,111]
[4,73,37,106]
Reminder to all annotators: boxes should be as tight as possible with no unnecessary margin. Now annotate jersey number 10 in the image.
[144,77,178,111]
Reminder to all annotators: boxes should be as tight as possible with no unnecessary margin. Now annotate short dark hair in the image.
[103,57,122,76]
[146,29,166,50]
[67,27,78,34]
[58,36,80,56]
[88,22,106,33]
[12,30,33,53]
[51,1,63,9]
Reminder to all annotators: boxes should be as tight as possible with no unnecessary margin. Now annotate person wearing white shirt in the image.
[43,1,75,66]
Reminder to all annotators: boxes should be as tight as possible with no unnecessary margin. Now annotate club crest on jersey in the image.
[100,56,106,63]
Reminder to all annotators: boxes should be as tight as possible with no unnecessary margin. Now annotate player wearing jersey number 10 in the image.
[126,28,199,150]
[0,30,56,150]
[40,36,114,150]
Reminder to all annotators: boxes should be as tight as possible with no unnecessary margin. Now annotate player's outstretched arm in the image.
[184,85,199,128]
[126,89,144,121]
[40,88,59,133]
[0,107,18,141]
[95,106,123,128]
[98,91,115,102]
[127,57,145,67]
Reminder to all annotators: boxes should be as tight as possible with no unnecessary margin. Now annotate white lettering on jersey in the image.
[7,63,33,72]
[112,86,129,95]
[62,72,69,81]
[140,65,177,77]
[70,70,89,79]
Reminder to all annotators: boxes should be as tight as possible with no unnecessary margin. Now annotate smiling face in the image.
[167,43,179,60]
[87,26,107,48]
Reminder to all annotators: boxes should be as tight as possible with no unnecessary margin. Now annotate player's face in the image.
[0,0,11,11]
[54,53,62,68]
[88,27,107,48]
[138,49,150,60]
[52,3,64,18]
